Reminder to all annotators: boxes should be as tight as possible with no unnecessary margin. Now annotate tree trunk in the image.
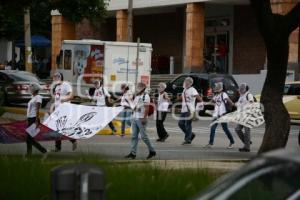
[259,35,291,153]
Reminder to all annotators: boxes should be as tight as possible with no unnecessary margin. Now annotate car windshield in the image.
[210,77,237,91]
[8,73,40,83]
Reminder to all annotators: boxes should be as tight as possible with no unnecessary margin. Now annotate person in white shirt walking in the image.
[178,77,203,145]
[125,82,156,159]
[119,84,133,137]
[26,83,47,155]
[155,82,170,142]
[235,83,254,152]
[205,82,235,148]
[51,72,77,152]
[87,80,117,134]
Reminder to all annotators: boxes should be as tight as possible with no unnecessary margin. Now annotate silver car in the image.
[0,70,51,107]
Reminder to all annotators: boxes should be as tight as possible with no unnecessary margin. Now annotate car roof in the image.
[263,149,300,164]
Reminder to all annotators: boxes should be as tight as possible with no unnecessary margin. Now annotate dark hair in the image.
[59,72,64,81]
[246,85,249,91]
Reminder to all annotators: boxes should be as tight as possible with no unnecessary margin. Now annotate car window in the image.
[172,76,187,87]
[0,73,7,82]
[229,163,300,200]
[285,84,300,95]
[194,77,209,94]
[210,77,237,91]
[8,73,40,82]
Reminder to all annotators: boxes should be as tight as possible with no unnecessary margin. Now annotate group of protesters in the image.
[25,73,255,159]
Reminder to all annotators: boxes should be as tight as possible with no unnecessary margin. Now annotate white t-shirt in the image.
[27,95,42,118]
[157,92,169,112]
[132,93,150,119]
[54,82,72,109]
[213,92,229,118]
[93,87,110,106]
[181,87,199,113]
[121,90,133,108]
[236,92,254,111]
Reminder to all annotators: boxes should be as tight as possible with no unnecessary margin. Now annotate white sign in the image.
[43,103,124,139]
[26,123,40,138]
[211,103,265,129]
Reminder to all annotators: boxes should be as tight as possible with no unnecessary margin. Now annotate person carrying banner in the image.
[51,72,77,152]
[178,77,203,145]
[87,80,117,135]
[205,82,235,149]
[235,83,254,152]
[155,82,170,142]
[26,83,47,156]
[125,82,156,159]
[119,84,133,137]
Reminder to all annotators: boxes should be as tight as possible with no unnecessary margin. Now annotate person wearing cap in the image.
[26,83,47,155]
[87,80,117,135]
[178,77,203,145]
[119,84,133,137]
[205,82,235,149]
[51,72,77,152]
[235,83,254,152]
[155,82,170,142]
[125,82,156,159]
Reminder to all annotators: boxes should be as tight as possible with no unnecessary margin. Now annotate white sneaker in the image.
[227,143,234,149]
[204,144,213,148]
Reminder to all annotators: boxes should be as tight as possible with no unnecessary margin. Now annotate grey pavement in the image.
[0,113,299,161]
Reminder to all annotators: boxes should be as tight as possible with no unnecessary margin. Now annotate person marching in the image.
[178,77,203,145]
[235,83,254,152]
[125,82,156,159]
[51,72,77,152]
[205,82,235,149]
[155,82,170,142]
[120,84,133,137]
[26,83,47,156]
[87,80,117,135]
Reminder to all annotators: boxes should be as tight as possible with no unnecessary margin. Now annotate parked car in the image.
[195,150,300,200]
[256,81,300,120]
[0,70,51,107]
[164,73,239,115]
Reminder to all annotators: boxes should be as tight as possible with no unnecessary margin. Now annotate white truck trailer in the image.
[56,40,152,98]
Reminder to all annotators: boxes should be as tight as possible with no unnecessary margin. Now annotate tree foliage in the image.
[0,0,108,40]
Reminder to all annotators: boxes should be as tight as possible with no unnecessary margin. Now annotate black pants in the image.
[55,139,76,151]
[26,117,47,155]
[156,111,168,139]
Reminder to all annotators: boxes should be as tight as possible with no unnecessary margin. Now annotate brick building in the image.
[51,0,299,75]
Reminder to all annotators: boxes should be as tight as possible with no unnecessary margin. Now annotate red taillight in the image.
[14,84,29,91]
[206,87,213,97]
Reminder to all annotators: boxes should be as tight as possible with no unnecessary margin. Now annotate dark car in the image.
[165,73,239,115]
[195,150,300,200]
[0,70,51,107]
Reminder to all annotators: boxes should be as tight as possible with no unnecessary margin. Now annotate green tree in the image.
[250,0,300,153]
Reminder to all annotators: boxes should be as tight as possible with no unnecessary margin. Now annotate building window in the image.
[64,50,72,70]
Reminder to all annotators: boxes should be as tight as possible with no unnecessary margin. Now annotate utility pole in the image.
[127,0,133,42]
[24,8,32,72]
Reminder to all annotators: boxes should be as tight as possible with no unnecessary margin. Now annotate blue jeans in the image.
[178,112,193,142]
[209,122,234,145]
[131,119,155,155]
[121,110,132,135]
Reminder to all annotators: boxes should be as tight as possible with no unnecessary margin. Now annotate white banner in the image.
[43,103,124,139]
[210,103,265,129]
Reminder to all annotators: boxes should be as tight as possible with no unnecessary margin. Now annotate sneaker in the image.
[72,141,78,151]
[146,151,156,159]
[125,152,136,159]
[156,138,163,142]
[239,148,250,152]
[51,148,61,153]
[227,143,234,149]
[191,133,196,142]
[163,134,169,141]
[204,144,213,148]
[182,141,191,145]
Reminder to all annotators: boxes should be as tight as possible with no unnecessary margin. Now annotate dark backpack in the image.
[246,93,257,102]
[221,92,234,114]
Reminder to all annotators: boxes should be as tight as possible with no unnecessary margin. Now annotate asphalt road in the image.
[0,113,299,160]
